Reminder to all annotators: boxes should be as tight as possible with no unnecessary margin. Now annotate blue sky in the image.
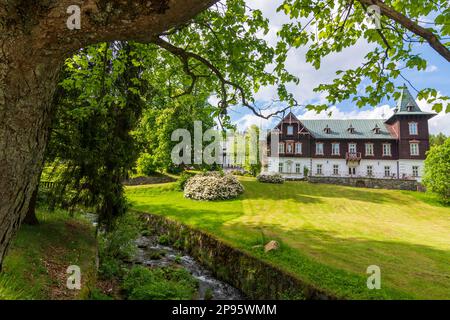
[227,1,450,134]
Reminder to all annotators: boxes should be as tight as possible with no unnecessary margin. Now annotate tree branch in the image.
[152,36,298,119]
[357,0,450,61]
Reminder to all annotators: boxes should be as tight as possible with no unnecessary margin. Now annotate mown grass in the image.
[126,178,450,300]
[0,209,97,300]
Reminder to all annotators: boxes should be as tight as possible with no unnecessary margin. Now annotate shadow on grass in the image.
[241,180,410,205]
[223,219,450,300]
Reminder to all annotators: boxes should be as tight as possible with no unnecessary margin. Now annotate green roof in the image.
[301,119,396,140]
[385,86,436,122]
[395,86,422,113]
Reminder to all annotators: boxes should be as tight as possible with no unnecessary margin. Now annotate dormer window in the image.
[406,105,413,112]
[347,124,355,134]
[324,125,331,134]
[373,124,381,134]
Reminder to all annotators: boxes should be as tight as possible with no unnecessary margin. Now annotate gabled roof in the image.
[301,119,396,140]
[395,85,421,113]
[385,86,436,123]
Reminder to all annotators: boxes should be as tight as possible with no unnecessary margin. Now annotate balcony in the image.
[346,152,362,164]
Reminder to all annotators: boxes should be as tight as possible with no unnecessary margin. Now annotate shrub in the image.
[98,213,142,278]
[257,172,285,184]
[122,266,198,300]
[423,138,450,204]
[135,153,158,176]
[176,171,196,191]
[303,166,309,178]
[184,171,244,200]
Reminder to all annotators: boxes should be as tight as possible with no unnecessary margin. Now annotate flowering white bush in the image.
[184,172,244,200]
[257,172,285,184]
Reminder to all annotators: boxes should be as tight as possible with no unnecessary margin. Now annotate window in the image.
[295,142,302,154]
[348,143,357,154]
[412,166,419,177]
[410,142,419,156]
[295,163,301,173]
[365,143,374,156]
[286,143,293,154]
[278,143,285,154]
[316,164,323,175]
[316,143,324,155]
[367,165,373,176]
[331,143,340,155]
[383,143,391,156]
[348,167,356,175]
[333,164,339,175]
[384,166,391,177]
[287,125,294,135]
[278,163,284,173]
[409,122,418,135]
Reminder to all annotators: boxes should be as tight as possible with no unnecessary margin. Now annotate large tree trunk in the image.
[0,0,217,270]
[23,188,40,226]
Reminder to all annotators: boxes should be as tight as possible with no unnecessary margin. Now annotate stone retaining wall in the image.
[307,176,419,191]
[138,212,336,300]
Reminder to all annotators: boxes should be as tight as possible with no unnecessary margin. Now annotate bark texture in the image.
[0,0,217,269]
[23,188,39,226]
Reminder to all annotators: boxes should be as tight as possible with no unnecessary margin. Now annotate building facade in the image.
[265,87,436,181]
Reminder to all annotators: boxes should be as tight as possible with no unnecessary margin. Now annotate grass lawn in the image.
[0,209,97,299]
[126,177,450,300]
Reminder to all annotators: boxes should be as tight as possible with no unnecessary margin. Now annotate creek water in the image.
[81,211,244,300]
[133,236,245,300]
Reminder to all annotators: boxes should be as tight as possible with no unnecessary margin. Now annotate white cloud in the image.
[245,0,375,104]
[301,104,394,120]
[424,65,438,73]
[235,99,449,135]
[417,96,450,135]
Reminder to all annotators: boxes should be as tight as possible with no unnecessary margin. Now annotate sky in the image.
[227,0,450,135]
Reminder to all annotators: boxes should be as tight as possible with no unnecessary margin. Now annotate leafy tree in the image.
[430,133,448,147]
[46,42,150,228]
[134,96,216,175]
[1,0,450,268]
[423,138,450,204]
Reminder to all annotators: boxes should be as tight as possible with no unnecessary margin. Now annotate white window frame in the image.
[409,122,418,135]
[410,142,419,156]
[286,143,293,154]
[367,165,373,177]
[279,143,285,154]
[348,143,357,154]
[278,162,284,173]
[384,166,391,177]
[295,142,302,154]
[365,143,374,156]
[316,142,324,155]
[382,143,392,156]
[295,163,301,173]
[316,164,323,175]
[331,143,340,155]
[412,166,419,177]
[333,164,339,175]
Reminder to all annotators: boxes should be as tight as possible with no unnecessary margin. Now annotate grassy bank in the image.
[0,209,97,300]
[126,178,450,299]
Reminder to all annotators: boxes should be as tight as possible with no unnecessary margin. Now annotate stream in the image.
[133,236,245,300]
[81,211,244,300]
